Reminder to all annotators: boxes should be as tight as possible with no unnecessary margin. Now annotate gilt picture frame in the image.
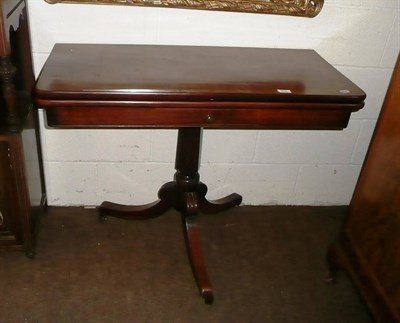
[44,0,324,17]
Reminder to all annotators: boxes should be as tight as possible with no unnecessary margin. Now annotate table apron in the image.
[41,105,354,130]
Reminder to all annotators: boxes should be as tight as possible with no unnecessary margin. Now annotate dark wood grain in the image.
[35,44,365,103]
[35,44,365,129]
[43,104,353,130]
[0,0,45,255]
[328,54,400,323]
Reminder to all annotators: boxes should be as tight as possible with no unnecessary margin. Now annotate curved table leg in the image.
[182,194,214,304]
[98,182,177,221]
[197,182,242,214]
[182,184,240,303]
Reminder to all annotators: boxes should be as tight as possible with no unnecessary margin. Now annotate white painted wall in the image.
[27,0,399,206]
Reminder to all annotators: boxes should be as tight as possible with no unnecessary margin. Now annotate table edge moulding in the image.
[34,43,366,303]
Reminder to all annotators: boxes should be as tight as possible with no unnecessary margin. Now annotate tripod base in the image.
[98,128,242,303]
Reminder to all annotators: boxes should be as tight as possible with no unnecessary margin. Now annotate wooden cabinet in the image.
[329,54,400,323]
[0,0,45,255]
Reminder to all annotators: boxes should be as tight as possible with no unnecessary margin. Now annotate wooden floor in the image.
[0,206,373,323]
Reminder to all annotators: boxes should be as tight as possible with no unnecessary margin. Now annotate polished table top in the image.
[35,44,365,130]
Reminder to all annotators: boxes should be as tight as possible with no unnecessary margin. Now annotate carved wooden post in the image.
[0,54,19,127]
[0,6,19,129]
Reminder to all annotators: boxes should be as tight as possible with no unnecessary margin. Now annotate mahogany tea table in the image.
[35,44,366,303]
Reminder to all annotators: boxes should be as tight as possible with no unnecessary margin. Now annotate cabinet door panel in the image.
[0,140,19,244]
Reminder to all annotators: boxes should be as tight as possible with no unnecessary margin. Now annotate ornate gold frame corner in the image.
[44,0,324,17]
